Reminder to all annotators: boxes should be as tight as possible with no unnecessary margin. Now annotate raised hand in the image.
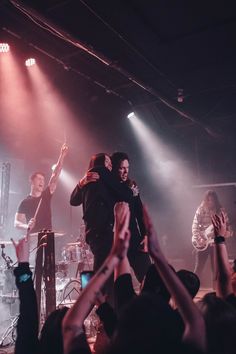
[79,171,100,187]
[61,143,69,156]
[28,218,36,231]
[11,235,30,263]
[140,235,148,253]
[111,230,130,260]
[211,212,227,237]
[128,180,139,196]
[114,202,130,240]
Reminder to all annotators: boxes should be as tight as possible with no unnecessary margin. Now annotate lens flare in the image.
[0,43,10,53]
[25,58,36,67]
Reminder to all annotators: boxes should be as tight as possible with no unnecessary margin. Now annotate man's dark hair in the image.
[110,152,129,172]
[29,172,45,182]
[177,269,200,299]
[198,292,236,354]
[141,264,174,302]
[39,307,69,354]
[107,293,183,354]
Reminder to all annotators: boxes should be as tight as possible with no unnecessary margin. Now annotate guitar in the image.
[192,224,215,251]
[192,224,233,251]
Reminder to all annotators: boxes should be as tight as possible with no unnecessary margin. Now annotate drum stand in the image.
[0,245,18,347]
[35,231,56,322]
[0,315,18,347]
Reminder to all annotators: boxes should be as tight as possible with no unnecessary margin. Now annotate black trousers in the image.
[194,245,215,286]
[88,229,151,304]
[128,248,151,283]
[90,234,151,281]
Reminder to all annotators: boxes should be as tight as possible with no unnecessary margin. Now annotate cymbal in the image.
[30,231,65,237]
[0,294,19,299]
[67,242,82,246]
[0,240,13,245]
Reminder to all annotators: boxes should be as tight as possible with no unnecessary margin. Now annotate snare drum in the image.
[61,245,82,263]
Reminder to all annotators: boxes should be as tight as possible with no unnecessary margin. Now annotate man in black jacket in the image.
[70,152,150,283]
[70,153,131,275]
[110,152,151,282]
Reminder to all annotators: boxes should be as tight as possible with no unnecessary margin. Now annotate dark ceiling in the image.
[1,0,236,180]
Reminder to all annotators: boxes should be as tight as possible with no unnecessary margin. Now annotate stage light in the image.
[0,43,10,53]
[60,170,77,189]
[177,88,184,103]
[51,165,77,188]
[127,112,136,119]
[25,58,36,67]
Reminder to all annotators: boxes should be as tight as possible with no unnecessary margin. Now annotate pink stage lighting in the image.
[25,58,36,67]
[0,43,10,53]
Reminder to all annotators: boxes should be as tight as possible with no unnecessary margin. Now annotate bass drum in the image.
[56,276,70,305]
[62,279,81,301]
[57,279,81,307]
[58,278,98,338]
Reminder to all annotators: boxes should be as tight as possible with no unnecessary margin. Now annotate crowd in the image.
[11,200,236,354]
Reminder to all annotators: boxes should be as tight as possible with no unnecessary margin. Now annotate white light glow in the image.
[0,43,10,53]
[25,58,36,67]
[128,113,194,188]
[60,170,78,192]
[127,112,136,119]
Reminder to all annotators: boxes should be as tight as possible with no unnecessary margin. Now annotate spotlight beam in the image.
[7,1,214,134]
[128,113,195,189]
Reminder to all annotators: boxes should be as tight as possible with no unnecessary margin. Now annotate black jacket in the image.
[70,167,130,238]
[70,167,146,248]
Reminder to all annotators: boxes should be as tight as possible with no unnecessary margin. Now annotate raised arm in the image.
[70,171,100,206]
[220,208,233,238]
[12,234,39,354]
[62,202,130,354]
[143,207,206,352]
[48,143,68,194]
[113,203,136,309]
[212,213,233,299]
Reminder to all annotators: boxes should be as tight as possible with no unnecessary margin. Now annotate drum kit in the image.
[55,238,94,306]
[0,230,97,347]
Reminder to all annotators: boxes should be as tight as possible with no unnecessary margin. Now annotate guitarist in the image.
[192,190,232,284]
